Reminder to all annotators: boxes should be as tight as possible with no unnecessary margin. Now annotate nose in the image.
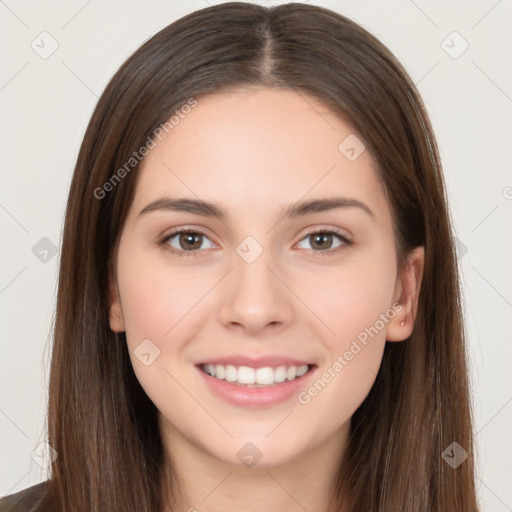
[217,245,294,337]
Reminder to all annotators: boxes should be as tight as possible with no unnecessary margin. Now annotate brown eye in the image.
[310,233,334,250]
[178,232,203,250]
[162,230,215,256]
[297,230,351,254]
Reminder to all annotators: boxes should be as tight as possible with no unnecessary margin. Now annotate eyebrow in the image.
[138,196,375,220]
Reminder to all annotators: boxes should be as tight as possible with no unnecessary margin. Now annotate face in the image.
[109,87,423,468]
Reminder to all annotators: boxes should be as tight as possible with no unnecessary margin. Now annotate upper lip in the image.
[197,355,315,368]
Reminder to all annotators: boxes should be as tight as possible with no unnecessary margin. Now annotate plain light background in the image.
[1,0,511,510]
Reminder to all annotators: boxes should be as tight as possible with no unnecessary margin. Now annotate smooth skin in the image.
[108,87,424,512]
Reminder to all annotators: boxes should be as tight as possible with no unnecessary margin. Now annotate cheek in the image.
[116,248,209,408]
[300,248,397,407]
[310,248,397,348]
[117,247,210,347]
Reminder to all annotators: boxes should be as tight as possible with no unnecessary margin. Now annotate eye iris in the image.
[311,233,332,250]
[180,232,202,250]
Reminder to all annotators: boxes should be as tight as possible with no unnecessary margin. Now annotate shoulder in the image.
[0,481,50,512]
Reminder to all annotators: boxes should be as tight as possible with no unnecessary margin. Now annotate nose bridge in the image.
[217,236,293,333]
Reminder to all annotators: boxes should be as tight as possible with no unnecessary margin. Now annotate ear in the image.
[108,267,125,332]
[386,245,424,342]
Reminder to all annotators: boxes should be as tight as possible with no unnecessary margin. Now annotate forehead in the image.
[131,87,390,224]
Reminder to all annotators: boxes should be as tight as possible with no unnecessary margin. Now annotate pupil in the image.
[181,233,201,250]
[312,233,331,250]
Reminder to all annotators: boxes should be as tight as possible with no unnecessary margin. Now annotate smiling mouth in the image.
[199,363,316,387]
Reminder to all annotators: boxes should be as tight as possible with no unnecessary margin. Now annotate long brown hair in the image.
[38,2,479,511]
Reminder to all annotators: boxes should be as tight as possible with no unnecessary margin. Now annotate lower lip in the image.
[196,365,317,407]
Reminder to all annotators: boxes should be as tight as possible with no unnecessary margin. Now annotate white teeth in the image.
[201,363,310,386]
[237,366,255,384]
[215,364,226,380]
[286,366,297,380]
[256,367,274,385]
[274,365,287,383]
[296,365,308,377]
[225,364,237,382]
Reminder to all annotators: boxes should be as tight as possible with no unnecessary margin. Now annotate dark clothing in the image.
[0,481,50,512]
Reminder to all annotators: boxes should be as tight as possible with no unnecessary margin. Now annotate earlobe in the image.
[108,270,125,333]
[386,245,425,342]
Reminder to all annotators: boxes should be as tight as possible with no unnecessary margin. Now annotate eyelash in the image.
[158,228,352,258]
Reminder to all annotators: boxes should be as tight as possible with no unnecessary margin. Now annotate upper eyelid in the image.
[162,228,217,246]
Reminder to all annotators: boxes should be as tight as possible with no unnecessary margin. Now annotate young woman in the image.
[1,2,480,511]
